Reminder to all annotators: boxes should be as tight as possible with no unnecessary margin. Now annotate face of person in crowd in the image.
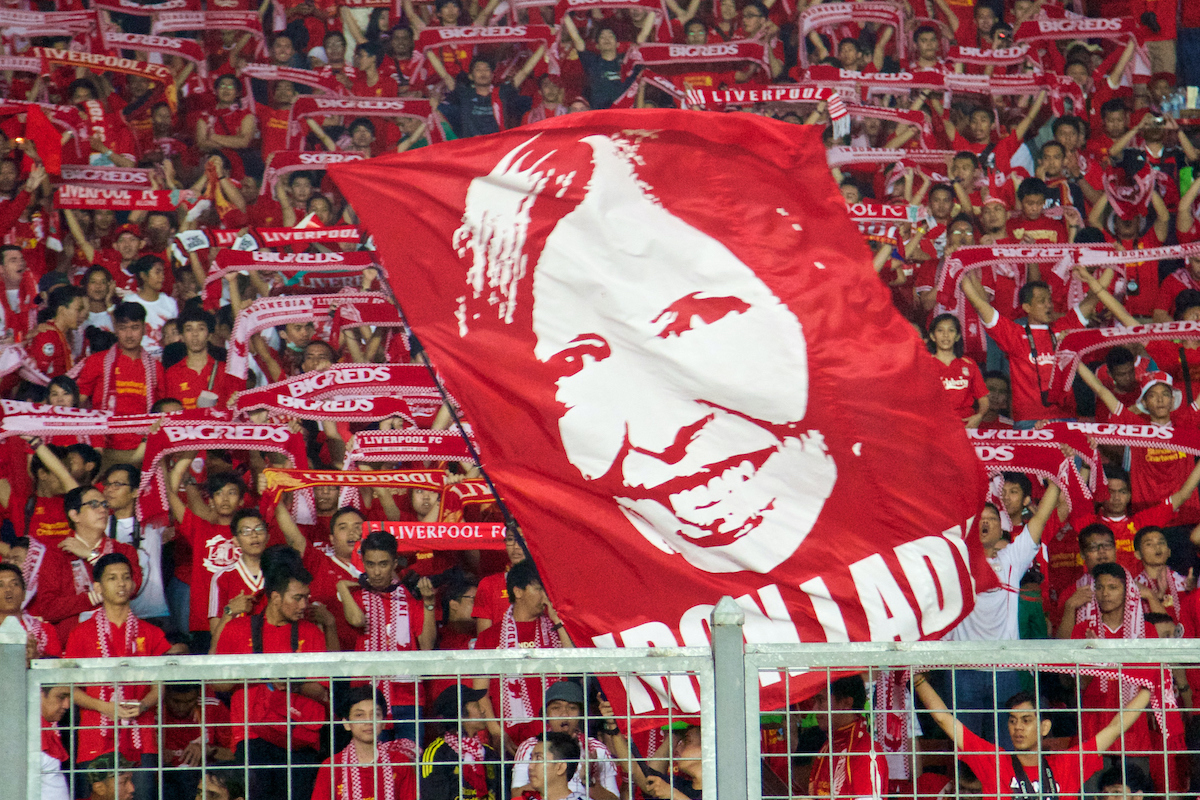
[66,451,96,484]
[949,157,976,184]
[1094,572,1126,616]
[470,60,494,89]
[93,772,135,800]
[0,160,18,193]
[1039,145,1065,178]
[1149,77,1172,105]
[529,136,836,574]
[1000,481,1027,520]
[718,0,736,20]
[839,183,861,203]
[685,23,707,44]
[1103,109,1129,139]
[0,248,26,286]
[95,561,134,607]
[209,482,244,519]
[527,742,567,792]
[979,202,1007,235]
[41,686,71,724]
[85,270,111,303]
[512,578,547,616]
[930,318,960,354]
[410,487,439,519]
[505,530,526,566]
[330,510,363,559]
[1082,532,1116,570]
[978,505,1003,551]
[282,320,315,350]
[71,488,110,535]
[162,322,182,346]
[391,27,414,58]
[47,382,76,408]
[812,689,856,732]
[344,697,383,744]
[114,232,143,262]
[973,4,997,36]
[309,197,335,225]
[837,41,861,69]
[915,30,938,60]
[234,516,269,559]
[1020,285,1053,325]
[273,579,310,623]
[142,261,166,293]
[272,80,297,108]
[1109,360,1138,394]
[1064,61,1089,89]
[126,75,151,100]
[1007,701,1049,751]
[1102,477,1131,515]
[115,319,146,352]
[314,485,340,513]
[215,77,239,106]
[301,342,335,372]
[540,76,565,105]
[1140,382,1173,422]
[928,188,954,222]
[290,177,315,206]
[351,124,375,149]
[1100,781,1143,800]
[544,699,583,733]
[0,568,24,614]
[94,209,117,233]
[324,36,346,64]
[164,687,200,719]
[353,48,377,73]
[182,320,211,355]
[362,547,398,590]
[946,220,975,253]
[437,0,462,25]
[448,586,476,621]
[968,110,992,143]
[1054,123,1081,154]
[68,296,87,329]
[152,104,174,136]
[272,36,295,66]
[1136,529,1170,568]
[196,775,240,800]
[1113,214,1141,240]
[740,6,765,36]
[72,84,97,105]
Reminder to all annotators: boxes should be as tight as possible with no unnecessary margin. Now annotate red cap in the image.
[113,222,142,240]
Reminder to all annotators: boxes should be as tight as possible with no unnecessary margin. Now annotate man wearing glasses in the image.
[28,485,144,642]
[1057,524,1170,638]
[734,1,784,81]
[207,509,270,651]
[103,464,170,628]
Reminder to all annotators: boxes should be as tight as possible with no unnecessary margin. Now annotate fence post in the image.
[0,615,28,800]
[711,596,746,799]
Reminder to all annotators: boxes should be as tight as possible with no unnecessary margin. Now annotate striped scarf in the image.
[497,607,559,724]
[95,610,143,750]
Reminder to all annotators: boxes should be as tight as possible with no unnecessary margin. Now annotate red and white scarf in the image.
[21,612,53,656]
[969,431,1097,514]
[1076,566,1148,708]
[683,84,848,138]
[411,26,555,88]
[344,429,478,469]
[1052,317,1200,404]
[206,249,374,294]
[95,610,144,750]
[258,467,443,517]
[1133,566,1185,620]
[798,2,907,67]
[58,164,153,189]
[236,363,438,415]
[285,97,439,150]
[56,184,192,212]
[1015,15,1149,83]
[945,44,1033,67]
[337,739,418,800]
[20,539,46,609]
[99,29,206,73]
[238,63,343,94]
[624,42,768,81]
[69,346,156,414]
[826,146,955,169]
[1103,163,1169,221]
[1062,420,1200,457]
[151,10,264,48]
[30,48,178,111]
[496,607,560,723]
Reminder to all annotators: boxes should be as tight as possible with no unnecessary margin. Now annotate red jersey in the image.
[311,741,419,800]
[932,355,988,419]
[214,613,326,655]
[256,103,292,158]
[1143,341,1200,403]
[958,727,1102,800]
[1105,228,1164,317]
[29,326,73,379]
[303,544,361,651]
[1112,405,1200,523]
[807,717,888,798]
[1156,266,1199,320]
[26,495,70,541]
[350,73,400,98]
[472,570,510,627]
[207,560,265,621]
[178,510,238,632]
[160,694,232,767]
[93,249,137,292]
[1072,501,1175,575]
[164,355,244,410]
[982,310,1081,421]
[64,613,171,761]
[28,538,144,641]
[1006,214,1068,244]
[74,349,164,449]
[1070,619,1157,752]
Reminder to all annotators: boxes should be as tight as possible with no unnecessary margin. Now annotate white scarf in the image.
[67,346,156,413]
[365,585,412,707]
[496,607,559,724]
[95,610,143,750]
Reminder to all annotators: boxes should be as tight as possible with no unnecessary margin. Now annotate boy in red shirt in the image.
[1006,178,1072,244]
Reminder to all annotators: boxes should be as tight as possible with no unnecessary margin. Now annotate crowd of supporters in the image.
[0,0,1197,796]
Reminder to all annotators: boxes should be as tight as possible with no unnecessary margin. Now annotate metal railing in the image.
[9,601,1200,800]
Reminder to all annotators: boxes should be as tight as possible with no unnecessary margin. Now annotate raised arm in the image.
[273,496,308,556]
[561,14,588,53]
[1012,89,1047,142]
[1150,189,1170,244]
[512,43,546,90]
[1105,36,1138,92]
[28,439,79,493]
[1170,458,1200,512]
[913,673,964,748]
[1078,362,1121,415]
[1177,176,1200,239]
[1094,687,1150,753]
[1024,481,1060,546]
[1077,265,1137,328]
[426,50,457,94]
[961,269,998,324]
[62,208,95,264]
[335,580,366,627]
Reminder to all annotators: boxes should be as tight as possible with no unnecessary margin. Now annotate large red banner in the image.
[332,111,988,715]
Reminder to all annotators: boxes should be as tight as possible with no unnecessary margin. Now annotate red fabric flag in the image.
[24,104,62,177]
[331,111,991,718]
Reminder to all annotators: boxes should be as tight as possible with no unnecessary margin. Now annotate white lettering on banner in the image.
[1037,18,1123,33]
[286,366,392,397]
[251,251,347,263]
[61,187,133,202]
[969,428,1053,441]
[1098,321,1200,337]
[257,230,360,244]
[387,522,505,541]
[668,44,738,57]
[1065,422,1175,439]
[592,528,969,712]
[60,167,150,185]
[438,26,527,39]
[974,445,1015,461]
[276,396,377,412]
[162,424,290,443]
[311,99,413,113]
[106,32,188,50]
[297,152,366,164]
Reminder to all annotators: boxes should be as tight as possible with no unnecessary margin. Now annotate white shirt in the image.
[112,516,169,620]
[944,527,1037,642]
[40,752,69,800]
[127,292,178,356]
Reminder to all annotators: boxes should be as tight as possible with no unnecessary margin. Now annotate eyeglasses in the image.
[237,525,268,536]
[742,10,763,17]
[1084,542,1115,553]
[82,499,110,511]
[103,481,132,489]
[950,230,975,238]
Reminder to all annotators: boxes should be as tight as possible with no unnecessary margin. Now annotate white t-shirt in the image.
[511,734,618,797]
[83,309,113,333]
[112,516,169,620]
[944,527,1037,642]
[128,292,178,356]
[40,751,70,800]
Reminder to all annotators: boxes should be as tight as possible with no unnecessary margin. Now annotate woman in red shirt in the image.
[927,313,990,427]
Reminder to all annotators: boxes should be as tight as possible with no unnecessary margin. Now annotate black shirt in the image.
[446,81,529,138]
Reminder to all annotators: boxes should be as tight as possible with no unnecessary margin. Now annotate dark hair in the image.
[1017,280,1050,306]
[1133,526,1166,552]
[128,254,163,284]
[1100,97,1129,117]
[0,562,25,590]
[361,530,398,559]
[272,31,297,49]
[1074,226,1106,245]
[926,313,964,357]
[1052,115,1085,137]
[357,40,382,64]
[46,284,83,319]
[1016,177,1049,202]
[0,244,21,260]
[216,304,235,331]
[541,731,582,782]
[953,150,979,168]
[82,265,114,287]
[1078,522,1116,553]
[914,23,938,40]
[68,77,99,99]
[1004,690,1040,710]
[1039,140,1066,160]
[263,545,312,598]
[684,18,706,34]
[929,182,954,201]
[200,768,246,800]
[47,375,81,406]
[349,117,376,137]
[829,675,866,708]
[151,397,183,413]
[339,684,387,719]
[1174,289,1200,320]
[329,505,364,531]
[1000,471,1032,499]
[1104,346,1136,373]
[103,463,140,489]
[66,443,102,484]
[93,552,132,583]
[30,444,68,482]
[1103,464,1131,485]
[178,303,215,333]
[506,559,542,599]
[837,37,863,54]
[1097,763,1152,794]
[1092,561,1127,586]
[85,327,117,354]
[64,485,101,530]
[983,370,1008,386]
[112,301,147,325]
[205,472,246,498]
[304,339,337,361]
[230,508,266,536]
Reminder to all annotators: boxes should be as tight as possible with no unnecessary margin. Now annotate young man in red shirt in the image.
[474,526,526,634]
[807,675,888,799]
[65,552,171,800]
[310,685,419,800]
[30,285,85,380]
[336,530,436,741]
[207,508,270,648]
[165,305,244,409]
[1006,178,1073,245]
[915,672,1150,800]
[277,503,364,651]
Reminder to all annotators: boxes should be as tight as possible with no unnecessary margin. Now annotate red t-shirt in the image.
[982,310,1081,421]
[26,495,70,541]
[29,326,73,379]
[807,717,888,798]
[311,743,418,800]
[256,103,292,158]
[64,614,171,761]
[1112,404,1200,523]
[1006,214,1068,244]
[164,355,245,410]
[350,73,400,98]
[160,694,232,767]
[74,349,164,449]
[472,570,510,627]
[178,510,237,632]
[1071,501,1175,575]
[1143,341,1200,403]
[1070,620,1157,751]
[207,560,265,622]
[957,727,1103,800]
[932,355,988,420]
[303,545,361,652]
[1155,266,1198,320]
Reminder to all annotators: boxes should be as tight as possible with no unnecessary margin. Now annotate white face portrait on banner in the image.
[516,134,838,574]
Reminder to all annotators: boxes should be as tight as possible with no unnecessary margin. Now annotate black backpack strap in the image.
[1181,347,1194,407]
[290,620,299,652]
[250,613,265,655]
[1009,753,1058,800]
[1023,321,1054,407]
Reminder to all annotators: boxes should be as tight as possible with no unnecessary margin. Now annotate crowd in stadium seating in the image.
[0,0,1198,796]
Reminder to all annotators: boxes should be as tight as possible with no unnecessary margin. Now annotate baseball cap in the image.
[544,679,585,707]
[1135,370,1181,414]
[113,222,142,241]
[429,684,488,720]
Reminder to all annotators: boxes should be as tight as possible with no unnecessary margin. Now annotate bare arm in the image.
[29,440,79,492]
[1094,688,1150,753]
[62,208,95,264]
[913,675,964,748]
[1078,362,1121,415]
[426,51,456,94]
[960,270,998,324]
[1150,190,1170,243]
[1109,115,1146,159]
[562,14,587,53]
[472,0,503,24]
[1170,458,1200,511]
[1024,482,1060,546]
[1177,176,1200,238]
[512,44,546,90]
[1105,37,1138,91]
[1012,89,1046,142]
[1077,265,1137,327]
[274,499,308,556]
[336,580,366,627]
